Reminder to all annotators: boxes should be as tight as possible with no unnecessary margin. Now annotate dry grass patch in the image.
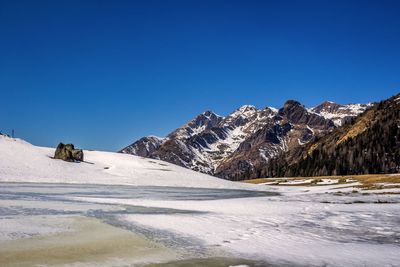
[336,109,376,145]
[243,177,299,184]
[243,178,273,184]
[343,174,400,190]
[243,174,400,188]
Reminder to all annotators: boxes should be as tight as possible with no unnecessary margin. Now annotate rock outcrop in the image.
[54,143,84,162]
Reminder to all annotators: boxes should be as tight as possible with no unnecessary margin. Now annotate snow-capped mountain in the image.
[309,101,372,126]
[120,100,370,180]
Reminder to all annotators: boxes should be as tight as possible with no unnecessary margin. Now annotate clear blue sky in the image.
[1,0,399,151]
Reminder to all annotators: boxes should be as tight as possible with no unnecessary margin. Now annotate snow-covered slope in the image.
[0,135,252,189]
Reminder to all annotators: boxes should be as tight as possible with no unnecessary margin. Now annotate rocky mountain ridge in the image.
[120,100,370,180]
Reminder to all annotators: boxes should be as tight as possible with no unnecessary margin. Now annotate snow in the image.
[147,135,166,144]
[148,135,165,140]
[297,138,306,145]
[0,215,75,241]
[278,179,313,185]
[317,178,339,185]
[309,103,371,127]
[267,106,279,113]
[235,105,258,116]
[0,135,254,190]
[278,178,341,185]
[258,145,282,160]
[206,126,246,154]
[189,124,207,135]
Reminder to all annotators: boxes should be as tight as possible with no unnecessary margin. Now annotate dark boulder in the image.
[54,143,84,162]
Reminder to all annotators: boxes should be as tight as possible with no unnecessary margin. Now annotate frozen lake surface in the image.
[0,182,275,202]
[1,182,400,267]
[0,183,276,266]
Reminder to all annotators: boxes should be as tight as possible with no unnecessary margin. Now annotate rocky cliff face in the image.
[120,100,369,180]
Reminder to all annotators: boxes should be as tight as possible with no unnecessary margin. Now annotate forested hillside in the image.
[252,93,400,178]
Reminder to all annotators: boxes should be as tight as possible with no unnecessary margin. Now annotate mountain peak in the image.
[167,110,224,139]
[284,100,303,107]
[279,100,306,116]
[238,105,257,112]
[321,100,337,106]
[202,110,220,118]
[312,101,340,112]
[265,106,279,113]
[119,135,165,156]
[225,105,258,122]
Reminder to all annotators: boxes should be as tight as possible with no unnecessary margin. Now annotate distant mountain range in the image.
[120,99,372,180]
